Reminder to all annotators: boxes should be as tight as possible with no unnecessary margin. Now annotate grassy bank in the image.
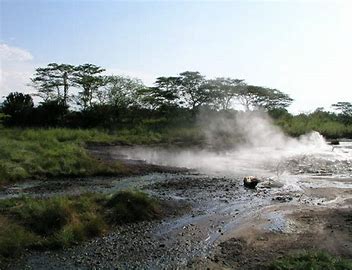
[269,250,352,270]
[0,127,204,185]
[0,115,350,185]
[0,191,162,265]
[0,128,119,184]
[275,114,352,139]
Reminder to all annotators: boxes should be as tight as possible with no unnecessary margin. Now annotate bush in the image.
[0,191,162,260]
[106,190,162,224]
[9,197,72,235]
[0,216,37,258]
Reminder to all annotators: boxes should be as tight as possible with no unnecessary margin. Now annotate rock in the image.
[329,139,340,145]
[258,179,284,189]
[243,176,259,189]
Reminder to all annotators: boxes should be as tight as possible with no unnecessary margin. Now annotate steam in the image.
[117,110,351,182]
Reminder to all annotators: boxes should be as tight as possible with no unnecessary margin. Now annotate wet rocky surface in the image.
[3,142,352,269]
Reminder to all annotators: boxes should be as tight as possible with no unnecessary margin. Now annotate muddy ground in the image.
[3,144,352,269]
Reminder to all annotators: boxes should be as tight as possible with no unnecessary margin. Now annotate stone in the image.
[329,140,340,145]
[243,176,259,189]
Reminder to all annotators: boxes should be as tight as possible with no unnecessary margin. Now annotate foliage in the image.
[269,250,352,270]
[0,128,123,184]
[332,102,352,124]
[0,113,8,128]
[0,191,161,264]
[102,75,145,108]
[73,64,106,110]
[178,71,215,113]
[276,110,352,138]
[31,63,75,105]
[1,63,351,140]
[106,190,162,223]
[237,85,293,110]
[207,77,245,110]
[1,92,34,126]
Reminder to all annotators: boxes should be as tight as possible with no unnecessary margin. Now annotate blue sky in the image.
[0,0,351,113]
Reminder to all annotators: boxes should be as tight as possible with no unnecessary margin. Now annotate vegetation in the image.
[274,108,352,139]
[0,63,351,184]
[1,62,351,139]
[0,191,162,265]
[0,128,124,185]
[106,190,161,223]
[269,250,352,270]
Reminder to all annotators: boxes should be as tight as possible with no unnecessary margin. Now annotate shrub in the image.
[9,197,72,235]
[0,216,37,258]
[0,191,162,260]
[106,190,162,224]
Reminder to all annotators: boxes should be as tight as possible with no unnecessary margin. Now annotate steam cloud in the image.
[117,110,351,182]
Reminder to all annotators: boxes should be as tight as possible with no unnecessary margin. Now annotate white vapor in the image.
[115,111,351,185]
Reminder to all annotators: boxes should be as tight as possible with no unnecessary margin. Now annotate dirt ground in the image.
[196,205,352,269]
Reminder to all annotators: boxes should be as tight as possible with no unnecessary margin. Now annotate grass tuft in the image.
[269,250,352,270]
[0,190,162,264]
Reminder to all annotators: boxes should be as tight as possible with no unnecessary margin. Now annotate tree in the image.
[332,102,352,124]
[139,76,181,110]
[31,63,75,105]
[207,77,245,110]
[2,92,34,126]
[102,75,145,108]
[332,102,352,116]
[73,64,106,110]
[236,85,293,110]
[178,71,215,113]
[260,88,293,110]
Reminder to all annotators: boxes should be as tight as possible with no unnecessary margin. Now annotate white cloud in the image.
[0,43,35,98]
[0,43,33,62]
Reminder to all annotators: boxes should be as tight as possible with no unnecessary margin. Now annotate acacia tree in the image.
[332,102,352,116]
[139,76,181,110]
[73,64,106,110]
[259,88,293,110]
[178,71,215,114]
[236,85,292,110]
[31,63,75,105]
[207,77,245,110]
[332,102,352,124]
[101,75,145,108]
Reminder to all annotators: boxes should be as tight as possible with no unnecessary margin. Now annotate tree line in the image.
[0,63,351,129]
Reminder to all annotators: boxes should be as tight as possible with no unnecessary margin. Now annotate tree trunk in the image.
[63,72,68,106]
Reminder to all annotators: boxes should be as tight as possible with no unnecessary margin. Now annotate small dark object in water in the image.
[329,140,340,145]
[243,176,259,189]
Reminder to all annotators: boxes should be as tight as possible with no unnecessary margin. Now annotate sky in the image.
[0,0,351,113]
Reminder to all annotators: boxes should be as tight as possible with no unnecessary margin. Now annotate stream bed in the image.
[4,140,352,269]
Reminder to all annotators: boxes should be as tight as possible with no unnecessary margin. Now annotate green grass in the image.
[1,115,349,185]
[0,128,128,184]
[106,190,162,223]
[276,115,352,139]
[0,191,162,265]
[269,250,352,270]
[0,127,207,185]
